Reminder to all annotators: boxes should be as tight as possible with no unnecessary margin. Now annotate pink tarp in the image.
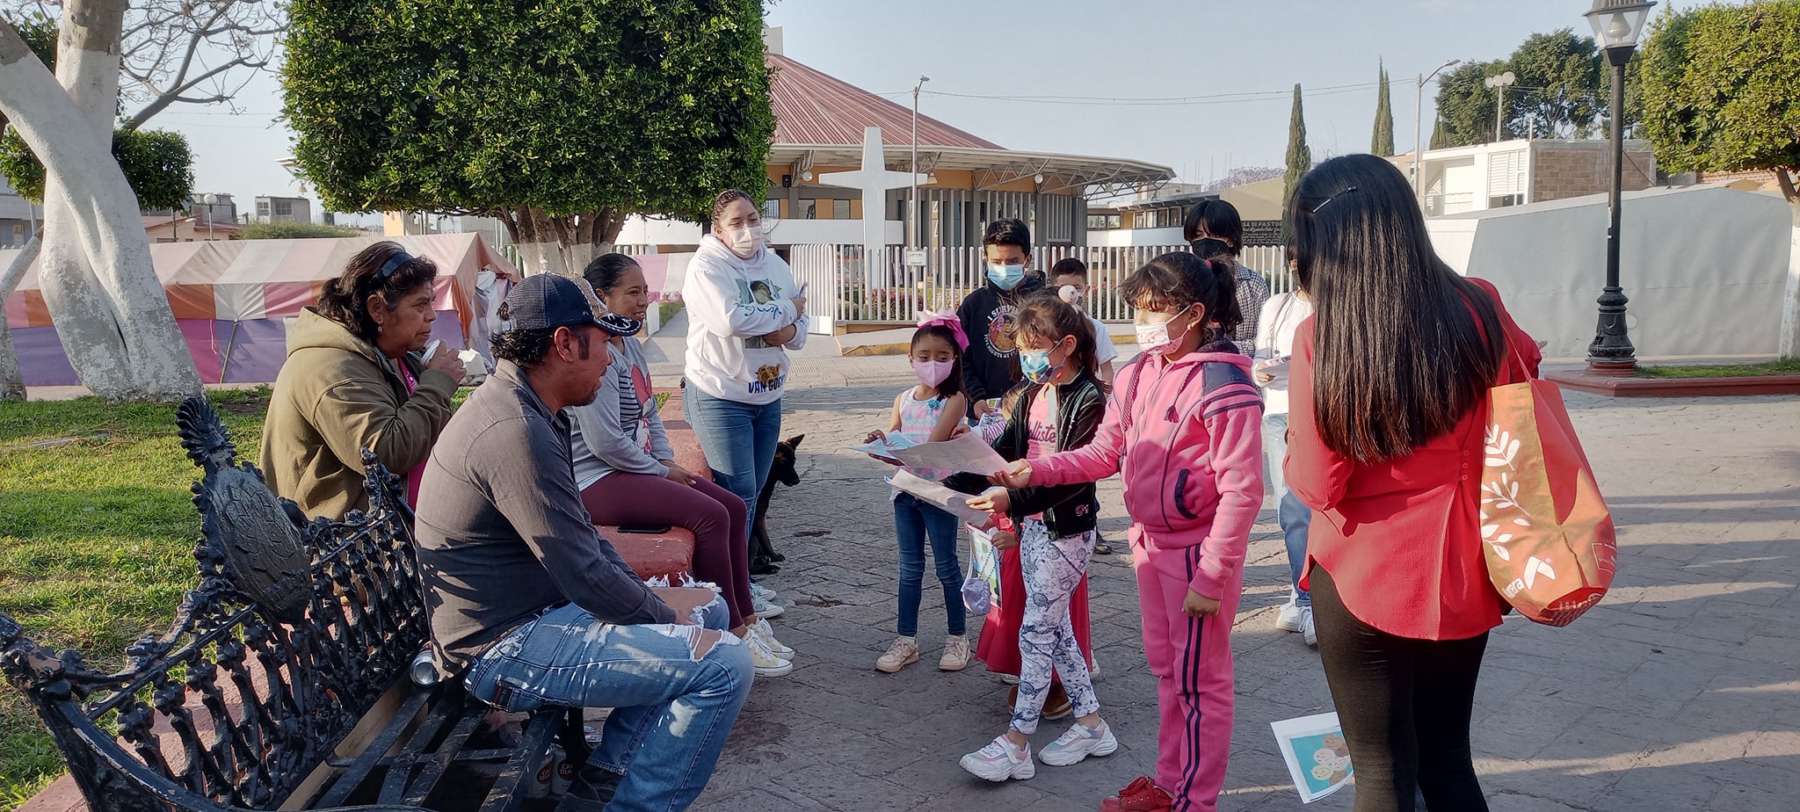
[2,233,517,386]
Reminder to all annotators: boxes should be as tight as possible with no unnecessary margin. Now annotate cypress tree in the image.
[1372,61,1395,156]
[1282,84,1313,239]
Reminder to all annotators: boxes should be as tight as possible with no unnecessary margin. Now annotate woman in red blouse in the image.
[1284,155,1540,812]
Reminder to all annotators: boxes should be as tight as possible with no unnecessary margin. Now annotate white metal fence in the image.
[808,243,1294,329]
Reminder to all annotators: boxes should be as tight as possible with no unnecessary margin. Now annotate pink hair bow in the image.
[916,310,969,352]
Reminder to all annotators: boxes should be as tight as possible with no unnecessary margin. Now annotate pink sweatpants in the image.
[1133,530,1241,812]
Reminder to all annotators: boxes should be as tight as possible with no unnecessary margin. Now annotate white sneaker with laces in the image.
[747,634,793,677]
[1038,720,1119,766]
[752,593,784,620]
[939,635,970,671]
[748,582,777,601]
[751,618,794,658]
[1276,591,1304,633]
[960,736,1035,782]
[875,636,920,673]
[1301,606,1318,648]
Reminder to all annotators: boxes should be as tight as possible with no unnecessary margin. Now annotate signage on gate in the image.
[903,249,928,267]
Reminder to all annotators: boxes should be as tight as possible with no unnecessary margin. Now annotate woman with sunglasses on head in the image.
[681,190,808,579]
[261,241,464,519]
[1285,155,1541,812]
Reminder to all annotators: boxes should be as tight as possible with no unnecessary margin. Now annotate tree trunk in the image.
[1778,169,1799,360]
[0,4,201,400]
[0,233,39,400]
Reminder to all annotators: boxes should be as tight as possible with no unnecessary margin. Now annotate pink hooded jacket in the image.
[1032,343,1264,599]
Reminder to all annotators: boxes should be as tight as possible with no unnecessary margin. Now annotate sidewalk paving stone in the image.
[684,356,1798,810]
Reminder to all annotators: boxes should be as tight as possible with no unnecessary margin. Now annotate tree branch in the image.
[1777,167,1798,206]
[123,55,248,128]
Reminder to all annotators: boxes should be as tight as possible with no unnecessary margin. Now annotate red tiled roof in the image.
[767,53,1002,150]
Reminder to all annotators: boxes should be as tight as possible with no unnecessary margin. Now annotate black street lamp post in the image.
[1584,0,1656,374]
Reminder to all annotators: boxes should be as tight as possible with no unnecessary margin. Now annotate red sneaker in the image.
[1099,776,1173,812]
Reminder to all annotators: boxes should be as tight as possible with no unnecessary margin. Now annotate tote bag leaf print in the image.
[1478,346,1618,626]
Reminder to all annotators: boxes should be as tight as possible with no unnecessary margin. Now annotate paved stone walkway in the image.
[691,352,1800,811]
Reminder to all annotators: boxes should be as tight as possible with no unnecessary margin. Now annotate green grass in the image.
[0,389,270,810]
[1636,359,1800,379]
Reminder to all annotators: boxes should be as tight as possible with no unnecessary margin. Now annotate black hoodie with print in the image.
[955,272,1046,412]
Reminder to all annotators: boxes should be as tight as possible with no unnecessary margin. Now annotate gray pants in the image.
[1011,518,1100,735]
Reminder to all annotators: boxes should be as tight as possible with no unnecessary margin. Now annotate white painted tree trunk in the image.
[1781,201,1800,360]
[0,2,201,400]
[0,234,39,400]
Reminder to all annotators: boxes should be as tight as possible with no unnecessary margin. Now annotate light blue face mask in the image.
[987,262,1026,290]
[1019,348,1057,383]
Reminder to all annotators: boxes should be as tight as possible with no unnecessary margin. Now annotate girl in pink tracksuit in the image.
[1000,251,1263,812]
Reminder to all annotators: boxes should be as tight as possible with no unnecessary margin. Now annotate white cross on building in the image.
[818,126,927,285]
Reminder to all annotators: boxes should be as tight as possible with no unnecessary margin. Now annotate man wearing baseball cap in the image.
[413,273,752,810]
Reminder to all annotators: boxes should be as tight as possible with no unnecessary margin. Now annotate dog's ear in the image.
[785,434,805,449]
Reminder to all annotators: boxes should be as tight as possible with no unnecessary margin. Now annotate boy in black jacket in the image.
[957,218,1044,418]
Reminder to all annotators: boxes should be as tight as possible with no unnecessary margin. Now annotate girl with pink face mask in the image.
[863,313,972,674]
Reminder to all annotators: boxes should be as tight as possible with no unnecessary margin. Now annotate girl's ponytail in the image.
[1203,258,1242,339]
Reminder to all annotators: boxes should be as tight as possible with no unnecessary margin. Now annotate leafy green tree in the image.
[0,127,192,211]
[1371,61,1394,156]
[1282,84,1312,239]
[1507,29,1604,139]
[1431,60,1509,148]
[1638,0,1800,358]
[282,0,775,276]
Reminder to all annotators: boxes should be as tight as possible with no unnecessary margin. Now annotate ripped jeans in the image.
[463,596,751,812]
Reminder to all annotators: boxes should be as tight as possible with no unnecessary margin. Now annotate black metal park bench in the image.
[0,397,588,811]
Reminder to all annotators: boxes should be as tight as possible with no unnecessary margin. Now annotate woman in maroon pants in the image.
[567,253,795,677]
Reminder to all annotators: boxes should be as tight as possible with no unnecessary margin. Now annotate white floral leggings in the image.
[1011,518,1101,735]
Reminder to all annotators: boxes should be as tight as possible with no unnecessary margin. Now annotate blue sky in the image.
[154,0,1608,221]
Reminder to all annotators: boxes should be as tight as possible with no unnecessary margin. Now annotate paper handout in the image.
[1271,712,1353,803]
[888,431,1010,477]
[850,434,918,464]
[888,470,993,525]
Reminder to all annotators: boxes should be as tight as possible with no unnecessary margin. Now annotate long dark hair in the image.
[1121,251,1241,338]
[1014,293,1097,376]
[315,241,438,342]
[910,323,965,400]
[583,252,641,295]
[1289,154,1503,463]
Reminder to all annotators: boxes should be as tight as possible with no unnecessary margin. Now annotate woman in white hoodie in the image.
[682,189,809,574]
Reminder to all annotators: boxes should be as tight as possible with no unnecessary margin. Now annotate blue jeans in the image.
[463,597,749,812]
[893,492,965,637]
[1264,413,1312,607]
[686,389,783,545]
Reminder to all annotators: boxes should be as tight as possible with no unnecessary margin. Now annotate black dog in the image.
[750,434,804,575]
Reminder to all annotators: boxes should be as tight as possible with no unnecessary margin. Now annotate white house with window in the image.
[1405,138,1656,218]
[254,195,313,224]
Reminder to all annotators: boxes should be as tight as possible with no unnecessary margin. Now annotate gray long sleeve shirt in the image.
[568,337,675,489]
[414,359,676,669]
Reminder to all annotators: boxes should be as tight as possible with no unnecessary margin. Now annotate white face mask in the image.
[1135,306,1196,356]
[723,226,761,259]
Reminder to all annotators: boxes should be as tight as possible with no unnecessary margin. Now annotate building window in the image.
[763,199,780,220]
[273,199,293,217]
[9,223,22,244]
[833,199,850,219]
[256,200,270,218]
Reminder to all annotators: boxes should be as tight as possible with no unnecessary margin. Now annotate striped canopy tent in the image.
[3,232,517,387]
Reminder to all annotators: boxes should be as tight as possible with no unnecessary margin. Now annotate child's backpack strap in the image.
[1118,354,1153,432]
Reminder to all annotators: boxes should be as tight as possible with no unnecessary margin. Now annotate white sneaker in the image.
[1301,606,1318,648]
[1038,720,1119,767]
[939,635,970,671]
[960,736,1035,782]
[751,618,794,658]
[875,636,920,673]
[748,634,793,677]
[748,582,777,601]
[1276,593,1304,633]
[752,593,784,620]
[999,673,1021,685]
